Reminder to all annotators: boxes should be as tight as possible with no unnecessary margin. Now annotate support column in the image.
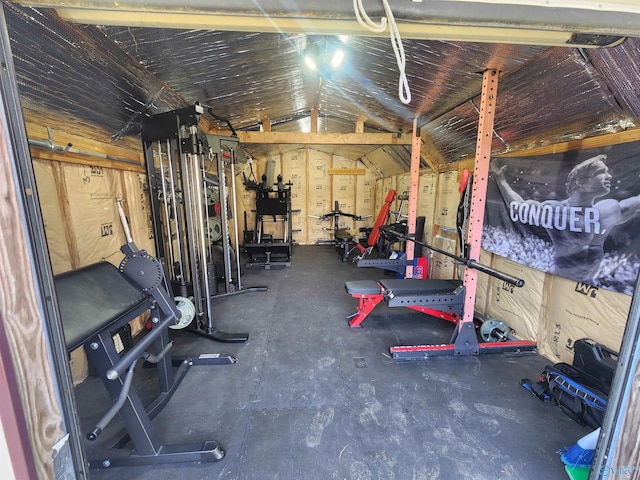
[461,70,499,325]
[404,118,421,278]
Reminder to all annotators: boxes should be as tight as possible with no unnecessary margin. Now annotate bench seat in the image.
[54,262,149,352]
[379,278,462,296]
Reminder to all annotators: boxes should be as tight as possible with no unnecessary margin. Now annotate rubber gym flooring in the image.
[76,245,588,480]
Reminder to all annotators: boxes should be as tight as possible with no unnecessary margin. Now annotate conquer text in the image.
[509,202,601,233]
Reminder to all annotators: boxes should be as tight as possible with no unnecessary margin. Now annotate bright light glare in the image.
[330,49,345,69]
[304,55,317,71]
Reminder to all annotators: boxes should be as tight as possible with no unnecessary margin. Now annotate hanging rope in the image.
[354,0,412,105]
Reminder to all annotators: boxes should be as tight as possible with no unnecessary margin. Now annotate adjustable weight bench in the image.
[56,260,228,469]
[351,189,396,261]
[345,278,464,327]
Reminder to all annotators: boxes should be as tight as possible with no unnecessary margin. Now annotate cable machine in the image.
[142,105,261,343]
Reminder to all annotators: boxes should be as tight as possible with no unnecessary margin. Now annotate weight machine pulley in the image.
[142,104,265,344]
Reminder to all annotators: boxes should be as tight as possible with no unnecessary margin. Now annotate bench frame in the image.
[58,259,231,469]
[346,280,463,328]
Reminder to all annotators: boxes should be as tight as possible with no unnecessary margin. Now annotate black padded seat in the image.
[335,228,352,240]
[54,262,149,352]
[345,280,381,295]
[378,278,462,295]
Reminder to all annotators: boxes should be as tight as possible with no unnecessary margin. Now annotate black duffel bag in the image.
[542,362,608,429]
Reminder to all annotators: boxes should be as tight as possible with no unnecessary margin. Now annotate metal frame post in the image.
[453,69,499,354]
[404,118,422,278]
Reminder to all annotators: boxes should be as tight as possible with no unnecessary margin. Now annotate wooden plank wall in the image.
[0,119,61,478]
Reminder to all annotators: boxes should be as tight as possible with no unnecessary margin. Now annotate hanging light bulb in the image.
[304,53,318,71]
[330,48,345,70]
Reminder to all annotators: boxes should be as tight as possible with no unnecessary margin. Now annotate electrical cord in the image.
[354,0,412,105]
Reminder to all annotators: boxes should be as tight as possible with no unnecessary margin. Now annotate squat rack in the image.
[393,69,536,360]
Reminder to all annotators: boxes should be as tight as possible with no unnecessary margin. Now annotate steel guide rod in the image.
[157,141,176,272]
[166,138,187,282]
[229,158,243,290]
[216,140,234,293]
[141,106,251,343]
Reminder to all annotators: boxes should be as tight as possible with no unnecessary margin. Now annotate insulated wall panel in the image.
[396,173,411,220]
[32,159,72,274]
[122,171,155,255]
[430,234,456,279]
[282,149,307,244]
[435,170,459,230]
[475,248,492,315]
[62,163,125,266]
[307,150,332,243]
[538,275,630,364]
[374,178,385,214]
[332,156,357,232]
[355,171,377,241]
[418,172,437,244]
[485,255,546,341]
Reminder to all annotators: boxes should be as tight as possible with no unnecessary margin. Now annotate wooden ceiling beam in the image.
[46,8,623,47]
[226,131,411,146]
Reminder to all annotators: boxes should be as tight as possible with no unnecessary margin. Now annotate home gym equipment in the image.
[351,189,396,261]
[310,201,370,262]
[365,228,536,359]
[479,318,510,342]
[243,173,294,269]
[349,71,536,360]
[345,278,464,327]
[55,241,233,468]
[142,105,265,343]
[355,218,426,275]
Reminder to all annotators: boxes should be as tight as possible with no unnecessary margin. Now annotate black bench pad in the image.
[335,228,353,240]
[345,280,381,295]
[54,262,149,352]
[379,279,462,295]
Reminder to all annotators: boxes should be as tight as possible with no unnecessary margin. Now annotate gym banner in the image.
[482,142,640,295]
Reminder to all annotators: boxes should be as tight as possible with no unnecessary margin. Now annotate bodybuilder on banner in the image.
[492,154,640,286]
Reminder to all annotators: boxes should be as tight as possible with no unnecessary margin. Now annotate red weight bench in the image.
[345,278,464,327]
[351,189,396,261]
